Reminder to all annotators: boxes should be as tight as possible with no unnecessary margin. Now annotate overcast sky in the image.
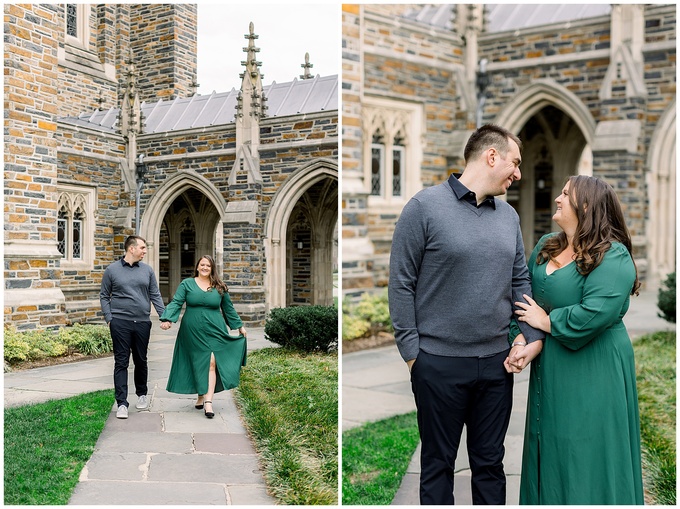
[196,3,340,95]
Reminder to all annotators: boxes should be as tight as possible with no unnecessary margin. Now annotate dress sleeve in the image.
[220,292,244,330]
[159,279,188,323]
[548,243,635,351]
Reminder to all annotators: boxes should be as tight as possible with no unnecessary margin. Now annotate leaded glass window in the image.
[66,4,78,38]
[371,133,384,196]
[57,209,67,257]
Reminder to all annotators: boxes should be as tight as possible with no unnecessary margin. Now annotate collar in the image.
[121,257,140,268]
[447,173,496,209]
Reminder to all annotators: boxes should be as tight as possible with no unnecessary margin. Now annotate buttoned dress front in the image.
[160,278,246,395]
[516,235,644,505]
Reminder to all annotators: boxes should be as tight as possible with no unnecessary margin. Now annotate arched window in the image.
[363,97,423,205]
[57,185,95,266]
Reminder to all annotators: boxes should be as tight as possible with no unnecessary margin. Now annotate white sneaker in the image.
[135,395,149,410]
[116,405,128,419]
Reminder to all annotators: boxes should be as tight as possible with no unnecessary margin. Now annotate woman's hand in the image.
[515,294,551,333]
[160,321,172,330]
[505,340,544,373]
[239,326,247,338]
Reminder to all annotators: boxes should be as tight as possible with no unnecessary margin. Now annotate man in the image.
[100,235,165,419]
[388,124,543,504]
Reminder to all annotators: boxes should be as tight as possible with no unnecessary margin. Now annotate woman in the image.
[160,255,247,419]
[506,175,644,504]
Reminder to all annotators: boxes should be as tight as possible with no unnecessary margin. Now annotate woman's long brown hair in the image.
[194,255,229,295]
[537,175,640,295]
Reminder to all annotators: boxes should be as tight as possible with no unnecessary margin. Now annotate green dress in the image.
[515,234,644,505]
[160,278,246,395]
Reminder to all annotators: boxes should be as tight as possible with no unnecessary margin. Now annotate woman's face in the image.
[197,258,212,278]
[553,181,579,234]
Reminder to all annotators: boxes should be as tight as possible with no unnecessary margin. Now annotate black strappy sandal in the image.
[204,401,214,419]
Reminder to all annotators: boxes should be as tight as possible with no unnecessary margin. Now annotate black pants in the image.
[109,318,152,408]
[411,349,513,505]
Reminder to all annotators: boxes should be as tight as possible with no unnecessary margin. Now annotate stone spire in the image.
[300,52,314,79]
[231,22,264,186]
[117,51,145,192]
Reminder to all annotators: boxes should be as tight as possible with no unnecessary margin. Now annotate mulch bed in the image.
[342,331,395,354]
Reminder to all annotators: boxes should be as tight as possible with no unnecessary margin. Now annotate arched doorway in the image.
[265,159,338,310]
[646,100,676,288]
[494,80,595,252]
[141,170,227,303]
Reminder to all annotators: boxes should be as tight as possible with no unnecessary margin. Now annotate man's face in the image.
[128,241,147,262]
[490,138,522,195]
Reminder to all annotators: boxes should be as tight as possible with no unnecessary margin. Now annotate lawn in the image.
[234,347,338,505]
[342,411,420,505]
[4,389,114,505]
[342,330,677,506]
[634,330,676,505]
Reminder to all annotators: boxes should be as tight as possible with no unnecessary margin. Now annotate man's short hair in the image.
[124,235,146,252]
[464,124,522,165]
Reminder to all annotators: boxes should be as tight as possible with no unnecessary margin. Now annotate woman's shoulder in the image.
[534,232,559,250]
[607,241,632,259]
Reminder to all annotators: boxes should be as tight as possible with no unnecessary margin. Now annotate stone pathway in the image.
[5,320,278,505]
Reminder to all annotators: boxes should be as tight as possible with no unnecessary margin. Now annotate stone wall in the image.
[4,4,64,329]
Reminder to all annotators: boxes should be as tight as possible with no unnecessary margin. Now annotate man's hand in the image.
[505,340,543,373]
[160,321,172,330]
[406,358,416,372]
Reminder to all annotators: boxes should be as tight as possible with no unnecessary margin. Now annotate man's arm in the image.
[511,224,544,343]
[99,268,113,323]
[388,198,427,364]
[148,268,165,317]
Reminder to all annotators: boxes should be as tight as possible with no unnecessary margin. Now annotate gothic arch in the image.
[646,100,676,287]
[493,79,597,144]
[264,158,338,309]
[141,169,228,276]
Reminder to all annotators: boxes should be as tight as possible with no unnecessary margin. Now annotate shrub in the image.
[657,272,676,323]
[342,313,370,341]
[4,324,112,364]
[264,305,338,353]
[342,291,393,341]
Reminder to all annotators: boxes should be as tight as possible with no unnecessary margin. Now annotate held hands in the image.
[515,294,551,333]
[160,321,172,330]
[504,340,543,373]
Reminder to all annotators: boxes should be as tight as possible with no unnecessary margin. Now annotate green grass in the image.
[634,331,676,505]
[342,411,420,505]
[4,389,114,505]
[234,347,338,505]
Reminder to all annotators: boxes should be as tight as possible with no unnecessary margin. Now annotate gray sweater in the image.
[389,179,544,361]
[100,258,165,323]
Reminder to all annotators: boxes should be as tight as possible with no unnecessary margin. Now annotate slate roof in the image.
[58,74,338,134]
[402,4,612,33]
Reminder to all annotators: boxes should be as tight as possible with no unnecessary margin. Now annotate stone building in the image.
[342,3,675,296]
[5,4,338,329]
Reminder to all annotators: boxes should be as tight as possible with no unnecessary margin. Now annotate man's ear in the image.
[486,147,497,167]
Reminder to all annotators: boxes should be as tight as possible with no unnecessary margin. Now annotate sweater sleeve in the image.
[388,198,426,362]
[511,223,545,344]
[148,267,165,317]
[99,267,113,323]
[159,280,188,323]
[549,243,635,351]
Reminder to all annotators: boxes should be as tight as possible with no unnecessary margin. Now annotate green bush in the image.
[264,305,338,353]
[657,272,676,323]
[342,291,393,341]
[4,324,112,364]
